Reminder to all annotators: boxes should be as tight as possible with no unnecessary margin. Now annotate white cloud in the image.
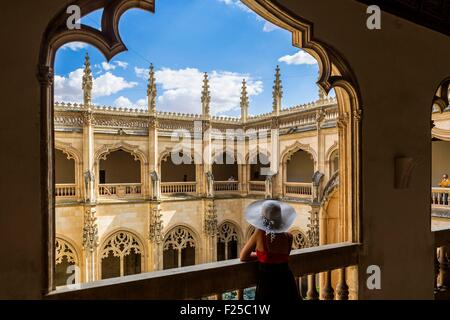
[115,61,129,69]
[135,67,148,80]
[136,98,147,108]
[114,96,133,108]
[54,69,138,102]
[60,42,88,51]
[278,50,317,65]
[102,62,116,71]
[263,21,280,32]
[102,61,129,71]
[152,67,263,115]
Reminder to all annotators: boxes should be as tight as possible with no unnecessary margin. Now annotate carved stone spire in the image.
[272,65,283,116]
[240,79,249,123]
[319,86,327,101]
[82,53,93,107]
[147,63,157,114]
[201,72,211,117]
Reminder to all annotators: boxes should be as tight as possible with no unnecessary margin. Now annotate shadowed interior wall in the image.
[161,161,196,182]
[55,149,75,184]
[99,150,140,183]
[286,150,314,182]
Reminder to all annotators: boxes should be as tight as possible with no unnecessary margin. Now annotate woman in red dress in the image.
[240,200,300,301]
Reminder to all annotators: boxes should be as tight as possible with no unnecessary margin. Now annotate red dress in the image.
[255,232,300,301]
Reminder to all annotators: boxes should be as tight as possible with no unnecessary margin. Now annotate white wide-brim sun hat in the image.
[245,200,297,234]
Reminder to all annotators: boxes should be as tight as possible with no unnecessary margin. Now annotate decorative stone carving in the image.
[240,79,249,122]
[291,230,309,249]
[37,65,54,86]
[82,53,93,107]
[100,231,142,259]
[150,171,161,200]
[201,73,211,117]
[206,171,215,198]
[149,205,163,244]
[218,222,239,244]
[204,202,218,237]
[164,227,196,251]
[148,63,157,114]
[55,238,78,265]
[83,206,98,252]
[272,65,283,114]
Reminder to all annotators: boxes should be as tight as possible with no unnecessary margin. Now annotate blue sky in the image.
[55,0,322,117]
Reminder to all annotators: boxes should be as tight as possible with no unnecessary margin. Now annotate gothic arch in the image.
[95,141,147,164]
[40,0,361,291]
[325,141,339,164]
[218,220,243,245]
[432,77,450,113]
[98,229,146,278]
[163,224,199,267]
[55,141,82,163]
[55,235,80,266]
[281,141,317,165]
[245,225,256,241]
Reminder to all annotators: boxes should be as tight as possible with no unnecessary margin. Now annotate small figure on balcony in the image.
[240,200,300,301]
[227,175,235,181]
[439,173,449,205]
[206,171,214,198]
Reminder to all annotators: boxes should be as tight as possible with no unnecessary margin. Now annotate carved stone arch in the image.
[325,141,339,163]
[99,228,146,258]
[281,141,317,165]
[55,141,82,163]
[163,224,200,250]
[158,147,199,165]
[246,150,271,164]
[218,220,243,244]
[433,77,450,113]
[95,141,147,164]
[288,228,310,249]
[55,235,80,266]
[245,225,256,241]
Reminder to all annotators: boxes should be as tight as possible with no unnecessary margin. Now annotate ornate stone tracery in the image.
[163,226,196,251]
[218,222,239,244]
[100,231,143,259]
[55,237,79,265]
[290,229,309,249]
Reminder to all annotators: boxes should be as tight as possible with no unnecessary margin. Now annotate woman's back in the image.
[255,230,292,264]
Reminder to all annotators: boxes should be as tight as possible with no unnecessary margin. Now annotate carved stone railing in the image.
[284,182,313,199]
[161,182,197,195]
[434,228,450,299]
[214,181,240,193]
[432,187,450,207]
[55,184,78,199]
[47,243,359,300]
[248,181,266,195]
[98,183,142,198]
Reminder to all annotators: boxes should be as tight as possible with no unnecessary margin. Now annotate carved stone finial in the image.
[272,65,283,115]
[240,79,249,122]
[147,63,157,114]
[201,72,211,117]
[82,53,93,107]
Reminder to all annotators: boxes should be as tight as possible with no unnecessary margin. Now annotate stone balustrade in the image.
[248,181,266,194]
[434,228,450,299]
[161,182,197,195]
[47,242,359,300]
[432,187,450,207]
[98,183,142,198]
[284,182,313,199]
[55,184,77,199]
[214,181,240,193]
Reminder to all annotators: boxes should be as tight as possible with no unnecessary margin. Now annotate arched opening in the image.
[213,153,239,192]
[163,226,196,270]
[286,150,314,182]
[55,149,77,199]
[249,153,270,182]
[100,231,143,280]
[329,150,339,177]
[54,238,79,287]
[161,153,196,183]
[98,149,142,197]
[217,222,240,261]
